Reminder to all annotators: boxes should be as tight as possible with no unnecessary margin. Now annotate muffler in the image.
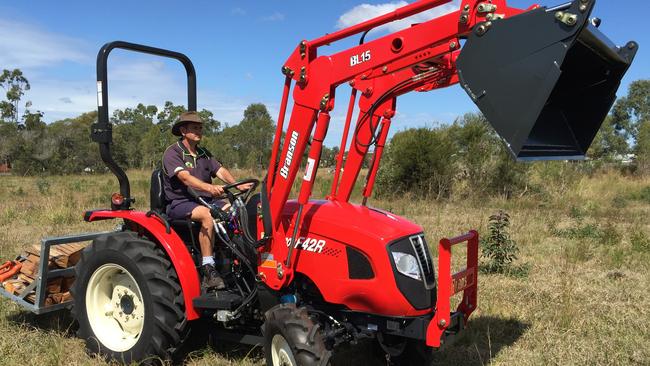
[457,0,638,160]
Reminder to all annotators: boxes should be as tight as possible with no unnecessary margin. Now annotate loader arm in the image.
[259,0,637,289]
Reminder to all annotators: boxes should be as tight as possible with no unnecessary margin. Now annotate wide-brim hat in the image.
[172,111,203,136]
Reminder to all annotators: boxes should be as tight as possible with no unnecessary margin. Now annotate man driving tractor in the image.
[162,111,252,290]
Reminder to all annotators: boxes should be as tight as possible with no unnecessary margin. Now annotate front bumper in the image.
[343,309,467,349]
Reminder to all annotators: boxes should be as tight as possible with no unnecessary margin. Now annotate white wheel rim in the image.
[271,334,297,366]
[85,263,145,352]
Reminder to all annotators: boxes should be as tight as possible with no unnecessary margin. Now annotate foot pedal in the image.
[192,290,243,310]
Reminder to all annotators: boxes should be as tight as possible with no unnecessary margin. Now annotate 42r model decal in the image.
[285,236,326,253]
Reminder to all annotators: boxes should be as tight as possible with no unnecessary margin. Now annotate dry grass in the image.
[1,170,649,365]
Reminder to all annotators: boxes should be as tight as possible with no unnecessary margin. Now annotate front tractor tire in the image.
[263,304,332,366]
[71,231,187,364]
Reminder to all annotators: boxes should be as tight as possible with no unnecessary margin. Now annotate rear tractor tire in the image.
[71,231,188,364]
[263,304,332,366]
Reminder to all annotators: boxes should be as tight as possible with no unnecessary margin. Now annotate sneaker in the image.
[201,264,226,290]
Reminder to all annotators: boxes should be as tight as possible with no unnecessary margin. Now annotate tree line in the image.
[0,69,295,174]
[0,68,648,199]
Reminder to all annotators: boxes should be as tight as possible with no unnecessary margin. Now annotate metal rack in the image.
[0,232,111,314]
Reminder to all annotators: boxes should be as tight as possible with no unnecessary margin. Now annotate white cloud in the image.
[0,18,89,69]
[262,12,285,22]
[20,59,186,121]
[0,18,277,127]
[336,1,460,33]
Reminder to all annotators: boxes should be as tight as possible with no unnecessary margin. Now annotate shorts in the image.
[166,198,225,220]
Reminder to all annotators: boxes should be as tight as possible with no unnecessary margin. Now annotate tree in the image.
[611,80,650,173]
[611,80,650,140]
[156,101,186,133]
[321,146,340,168]
[615,80,650,174]
[588,115,629,161]
[0,121,19,165]
[205,123,241,168]
[44,112,100,174]
[637,120,650,173]
[450,113,529,198]
[449,113,495,196]
[233,103,275,170]
[111,104,158,169]
[0,69,31,124]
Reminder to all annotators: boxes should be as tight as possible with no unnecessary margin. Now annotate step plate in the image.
[192,290,243,310]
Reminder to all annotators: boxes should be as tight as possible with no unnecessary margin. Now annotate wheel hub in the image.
[271,334,297,366]
[111,282,144,333]
[86,263,145,352]
[120,294,134,315]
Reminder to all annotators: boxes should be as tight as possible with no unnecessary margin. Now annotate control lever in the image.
[187,187,228,221]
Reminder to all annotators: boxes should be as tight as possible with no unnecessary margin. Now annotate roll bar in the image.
[91,41,197,209]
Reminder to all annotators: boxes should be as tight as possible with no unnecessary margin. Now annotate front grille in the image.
[410,235,435,289]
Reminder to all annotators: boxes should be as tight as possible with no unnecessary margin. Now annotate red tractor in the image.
[0,0,636,365]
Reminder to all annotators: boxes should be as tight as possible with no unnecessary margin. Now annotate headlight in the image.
[391,251,421,281]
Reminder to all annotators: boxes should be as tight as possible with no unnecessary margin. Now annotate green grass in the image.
[1,170,649,365]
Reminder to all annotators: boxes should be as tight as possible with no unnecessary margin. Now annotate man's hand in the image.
[208,184,225,197]
[236,182,254,191]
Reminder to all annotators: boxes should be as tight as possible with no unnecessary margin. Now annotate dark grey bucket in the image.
[457,0,637,160]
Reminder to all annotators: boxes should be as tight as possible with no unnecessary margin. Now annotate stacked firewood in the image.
[1,243,86,305]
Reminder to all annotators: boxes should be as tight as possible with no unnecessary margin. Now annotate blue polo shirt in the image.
[162,141,221,203]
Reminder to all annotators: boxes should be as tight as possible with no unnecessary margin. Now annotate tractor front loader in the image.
[0,0,636,365]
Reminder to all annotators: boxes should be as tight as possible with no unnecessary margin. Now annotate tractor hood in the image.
[280,200,422,245]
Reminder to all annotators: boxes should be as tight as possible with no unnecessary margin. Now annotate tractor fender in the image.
[84,209,201,320]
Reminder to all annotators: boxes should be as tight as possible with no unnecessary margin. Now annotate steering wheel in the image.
[187,178,259,220]
[220,178,260,203]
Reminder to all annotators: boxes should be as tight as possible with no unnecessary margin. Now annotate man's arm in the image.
[215,167,253,190]
[177,170,224,196]
[215,167,236,185]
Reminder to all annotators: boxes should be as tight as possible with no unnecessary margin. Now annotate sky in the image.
[0,0,647,146]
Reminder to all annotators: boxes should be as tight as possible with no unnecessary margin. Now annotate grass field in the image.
[1,169,649,365]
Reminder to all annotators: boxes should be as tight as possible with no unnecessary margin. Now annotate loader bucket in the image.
[456,0,638,160]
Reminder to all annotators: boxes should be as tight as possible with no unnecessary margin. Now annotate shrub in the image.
[36,177,50,195]
[376,126,457,199]
[481,210,521,274]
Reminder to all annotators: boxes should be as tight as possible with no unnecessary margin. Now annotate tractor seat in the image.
[149,169,200,231]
